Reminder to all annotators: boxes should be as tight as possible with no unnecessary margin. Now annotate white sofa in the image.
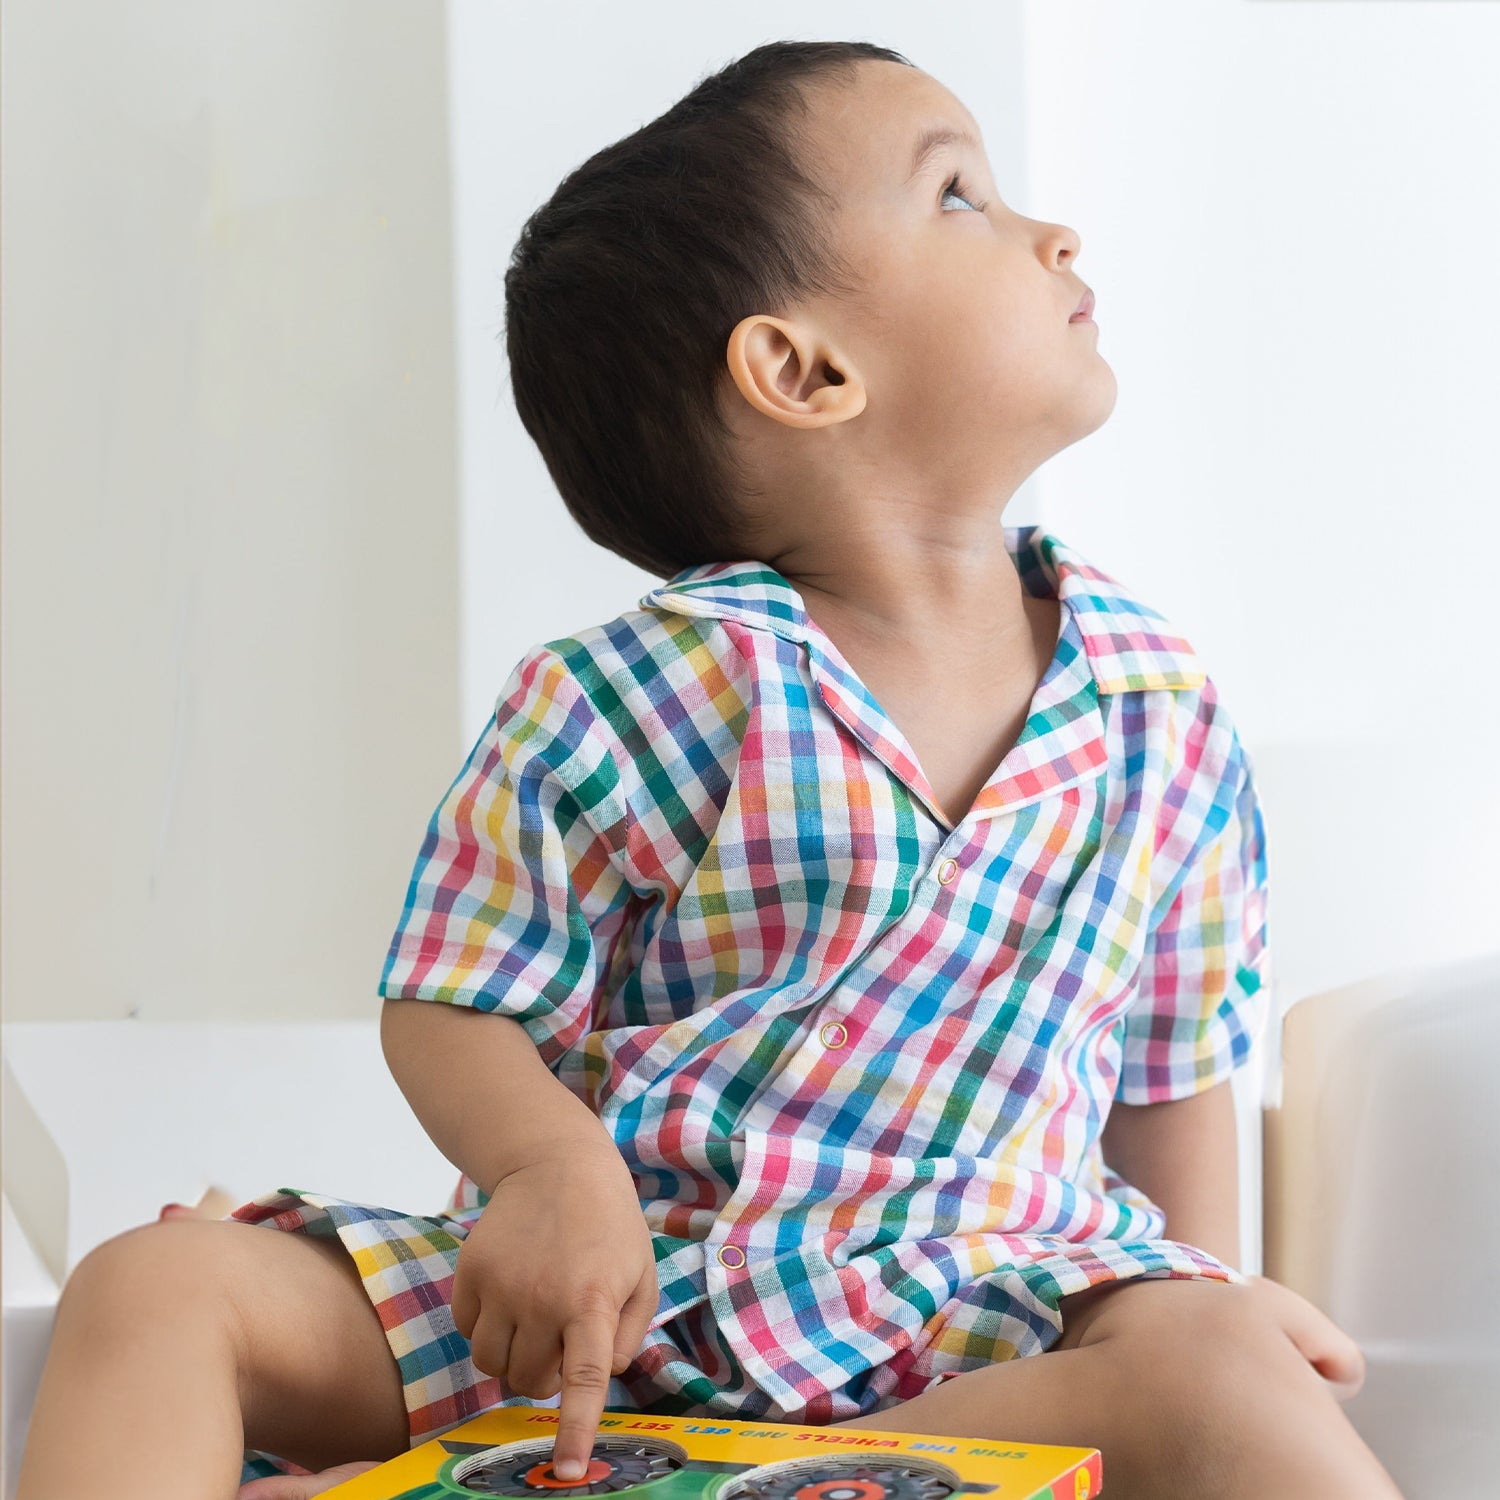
[0,1020,461,1499]
[1261,949,1500,1493]
[4,952,1496,1499]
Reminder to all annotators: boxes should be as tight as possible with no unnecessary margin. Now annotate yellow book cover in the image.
[322,1405,1101,1500]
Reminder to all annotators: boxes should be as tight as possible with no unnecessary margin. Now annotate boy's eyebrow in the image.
[903,124,981,186]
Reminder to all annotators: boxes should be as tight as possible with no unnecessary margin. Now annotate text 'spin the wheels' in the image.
[451,1436,689,1497]
[720,1457,959,1500]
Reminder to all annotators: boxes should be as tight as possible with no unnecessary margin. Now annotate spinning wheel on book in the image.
[447,1438,962,1500]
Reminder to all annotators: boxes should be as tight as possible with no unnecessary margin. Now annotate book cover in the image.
[321,1404,1101,1500]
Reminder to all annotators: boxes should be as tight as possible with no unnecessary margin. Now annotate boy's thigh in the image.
[1050,1274,1155,1352]
[1042,1277,1385,1492]
[72,1216,411,1473]
[1051,1274,1279,1361]
[837,1278,1358,1498]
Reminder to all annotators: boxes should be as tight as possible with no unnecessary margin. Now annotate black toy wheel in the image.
[452,1435,688,1496]
[722,1456,959,1500]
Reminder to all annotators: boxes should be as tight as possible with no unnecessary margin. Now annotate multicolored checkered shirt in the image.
[233,524,1269,1462]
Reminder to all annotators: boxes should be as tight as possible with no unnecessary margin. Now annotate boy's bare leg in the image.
[15,1216,411,1500]
[829,1278,1405,1500]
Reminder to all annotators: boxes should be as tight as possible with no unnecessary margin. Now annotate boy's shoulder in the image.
[1029,530,1210,697]
[537,533,1215,698]
[508,528,1234,740]
[514,560,799,709]
[1020,532,1257,802]
[494,584,759,763]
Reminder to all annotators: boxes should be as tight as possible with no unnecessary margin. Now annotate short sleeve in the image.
[377,644,638,1070]
[1111,736,1271,1105]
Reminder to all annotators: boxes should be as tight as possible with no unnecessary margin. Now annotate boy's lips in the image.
[1069,289,1096,322]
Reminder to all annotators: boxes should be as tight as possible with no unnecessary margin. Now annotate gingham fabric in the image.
[231,525,1270,1475]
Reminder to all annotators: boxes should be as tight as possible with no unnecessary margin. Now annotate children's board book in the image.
[321,1404,1102,1500]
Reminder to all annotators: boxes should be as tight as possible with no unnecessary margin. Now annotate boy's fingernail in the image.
[553,1460,585,1480]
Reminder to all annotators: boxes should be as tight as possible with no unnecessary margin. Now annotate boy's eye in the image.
[940,172,989,214]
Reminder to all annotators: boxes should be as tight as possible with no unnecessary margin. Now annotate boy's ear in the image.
[724,314,866,429]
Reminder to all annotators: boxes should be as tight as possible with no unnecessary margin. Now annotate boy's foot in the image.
[158,1185,237,1221]
[236,1460,383,1498]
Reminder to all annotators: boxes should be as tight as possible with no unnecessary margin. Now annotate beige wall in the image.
[1,3,460,1021]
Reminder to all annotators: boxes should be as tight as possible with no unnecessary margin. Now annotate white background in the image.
[5,4,1497,1491]
[449,0,1500,1013]
[5,2,1494,1027]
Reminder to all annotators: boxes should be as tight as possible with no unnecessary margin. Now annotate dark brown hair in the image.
[502,39,915,580]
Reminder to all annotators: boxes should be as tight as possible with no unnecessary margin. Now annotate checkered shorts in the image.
[231,1185,1232,1484]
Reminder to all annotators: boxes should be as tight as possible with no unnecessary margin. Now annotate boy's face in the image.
[767,60,1115,492]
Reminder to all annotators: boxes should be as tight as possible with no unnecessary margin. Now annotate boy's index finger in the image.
[548,1312,618,1481]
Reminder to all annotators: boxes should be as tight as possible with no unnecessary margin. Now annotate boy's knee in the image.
[1092,1280,1290,1392]
[1082,1280,1366,1494]
[1074,1283,1257,1422]
[62,1219,253,1340]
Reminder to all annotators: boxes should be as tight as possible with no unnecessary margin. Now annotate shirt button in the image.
[819,1021,849,1049]
[717,1244,747,1269]
[937,857,959,885]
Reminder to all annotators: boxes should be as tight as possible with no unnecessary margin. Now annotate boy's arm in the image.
[380,998,625,1194]
[1099,1075,1241,1270]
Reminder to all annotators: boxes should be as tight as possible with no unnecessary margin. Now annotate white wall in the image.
[1020,0,1500,1006]
[1,2,461,1023]
[450,0,1499,1018]
[3,0,1491,1129]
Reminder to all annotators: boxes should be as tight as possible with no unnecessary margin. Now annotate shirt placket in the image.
[695,592,1119,1406]
[696,825,990,1411]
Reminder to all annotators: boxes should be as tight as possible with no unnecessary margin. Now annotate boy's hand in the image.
[451,1146,659,1479]
[1239,1274,1367,1402]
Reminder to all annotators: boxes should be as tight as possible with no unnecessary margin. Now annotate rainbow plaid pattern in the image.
[232,525,1269,1478]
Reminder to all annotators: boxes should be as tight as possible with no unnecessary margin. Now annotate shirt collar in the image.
[639,525,1206,694]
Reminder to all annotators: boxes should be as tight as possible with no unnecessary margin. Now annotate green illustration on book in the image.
[320,1407,1100,1500]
